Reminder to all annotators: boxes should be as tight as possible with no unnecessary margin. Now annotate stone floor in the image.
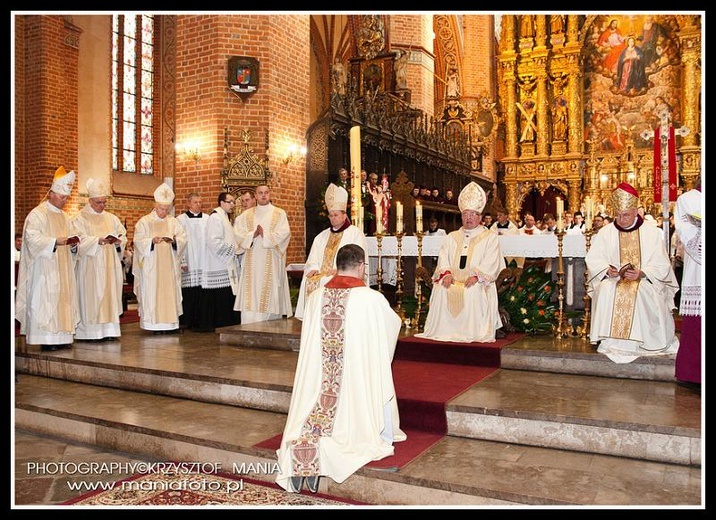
[13,312,703,509]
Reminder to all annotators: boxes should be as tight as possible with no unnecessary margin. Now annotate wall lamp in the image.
[282,143,307,166]
[176,141,202,164]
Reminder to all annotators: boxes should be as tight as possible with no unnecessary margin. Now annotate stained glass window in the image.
[112,14,154,174]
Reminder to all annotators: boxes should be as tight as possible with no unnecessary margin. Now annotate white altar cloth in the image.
[365,234,586,258]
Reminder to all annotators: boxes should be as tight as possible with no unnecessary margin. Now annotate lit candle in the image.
[556,198,564,231]
[396,201,403,220]
[376,203,383,234]
[349,126,361,224]
[585,197,593,229]
[415,202,423,233]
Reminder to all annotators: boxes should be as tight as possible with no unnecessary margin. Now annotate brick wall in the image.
[174,14,310,263]
[389,14,435,117]
[16,15,81,231]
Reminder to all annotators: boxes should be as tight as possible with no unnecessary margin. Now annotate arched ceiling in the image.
[310,14,353,64]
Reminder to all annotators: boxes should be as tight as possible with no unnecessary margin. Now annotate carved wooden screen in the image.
[220,129,271,198]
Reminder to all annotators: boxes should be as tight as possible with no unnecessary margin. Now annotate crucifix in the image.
[640,108,689,251]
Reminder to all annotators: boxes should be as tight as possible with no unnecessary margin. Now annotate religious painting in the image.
[582,14,682,152]
[446,120,463,141]
[350,56,395,98]
[362,62,383,93]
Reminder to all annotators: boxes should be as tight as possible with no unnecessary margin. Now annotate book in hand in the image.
[616,262,633,278]
[65,235,80,246]
[160,236,174,243]
[104,234,120,244]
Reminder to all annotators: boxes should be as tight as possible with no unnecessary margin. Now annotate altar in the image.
[365,234,586,258]
[365,233,588,308]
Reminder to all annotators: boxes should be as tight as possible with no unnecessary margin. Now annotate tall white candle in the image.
[358,205,364,233]
[556,198,564,231]
[349,126,361,224]
[585,197,593,229]
[415,202,423,233]
[396,202,403,219]
[376,203,383,234]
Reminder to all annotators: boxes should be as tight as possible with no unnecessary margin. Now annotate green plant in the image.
[499,263,558,335]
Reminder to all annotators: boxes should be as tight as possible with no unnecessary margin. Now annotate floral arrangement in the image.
[498,263,558,334]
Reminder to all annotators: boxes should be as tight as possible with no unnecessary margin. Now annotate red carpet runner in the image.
[120,309,139,324]
[255,332,522,470]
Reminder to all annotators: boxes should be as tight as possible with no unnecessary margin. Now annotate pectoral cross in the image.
[640,108,689,250]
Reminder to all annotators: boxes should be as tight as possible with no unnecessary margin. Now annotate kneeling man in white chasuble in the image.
[276,244,406,493]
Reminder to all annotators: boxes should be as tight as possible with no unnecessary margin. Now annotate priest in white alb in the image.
[15,166,80,351]
[585,182,679,363]
[294,183,367,320]
[72,177,127,341]
[233,183,292,324]
[132,183,187,333]
[276,244,406,494]
[416,181,505,343]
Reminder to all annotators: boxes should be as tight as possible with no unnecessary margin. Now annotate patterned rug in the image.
[62,469,367,507]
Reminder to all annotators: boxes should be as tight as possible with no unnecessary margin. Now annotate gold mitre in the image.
[50,166,76,196]
[458,182,486,213]
[325,183,348,212]
[611,182,639,211]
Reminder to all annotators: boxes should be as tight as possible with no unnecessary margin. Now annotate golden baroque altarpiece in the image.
[495,14,701,219]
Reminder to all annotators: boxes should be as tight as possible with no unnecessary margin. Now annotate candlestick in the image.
[396,217,403,234]
[376,203,383,234]
[554,229,571,338]
[556,198,564,231]
[415,202,423,233]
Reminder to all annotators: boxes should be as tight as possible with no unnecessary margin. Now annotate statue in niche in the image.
[550,14,565,34]
[518,99,537,143]
[520,15,535,38]
[331,59,346,96]
[446,68,460,98]
[552,98,568,142]
[394,50,409,90]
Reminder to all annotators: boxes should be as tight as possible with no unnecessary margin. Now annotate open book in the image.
[615,262,633,279]
[65,235,80,246]
[104,233,122,244]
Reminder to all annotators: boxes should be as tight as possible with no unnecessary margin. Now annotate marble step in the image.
[14,375,701,506]
[15,343,699,466]
[447,369,700,466]
[500,339,677,381]
[218,318,303,351]
[220,319,677,381]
